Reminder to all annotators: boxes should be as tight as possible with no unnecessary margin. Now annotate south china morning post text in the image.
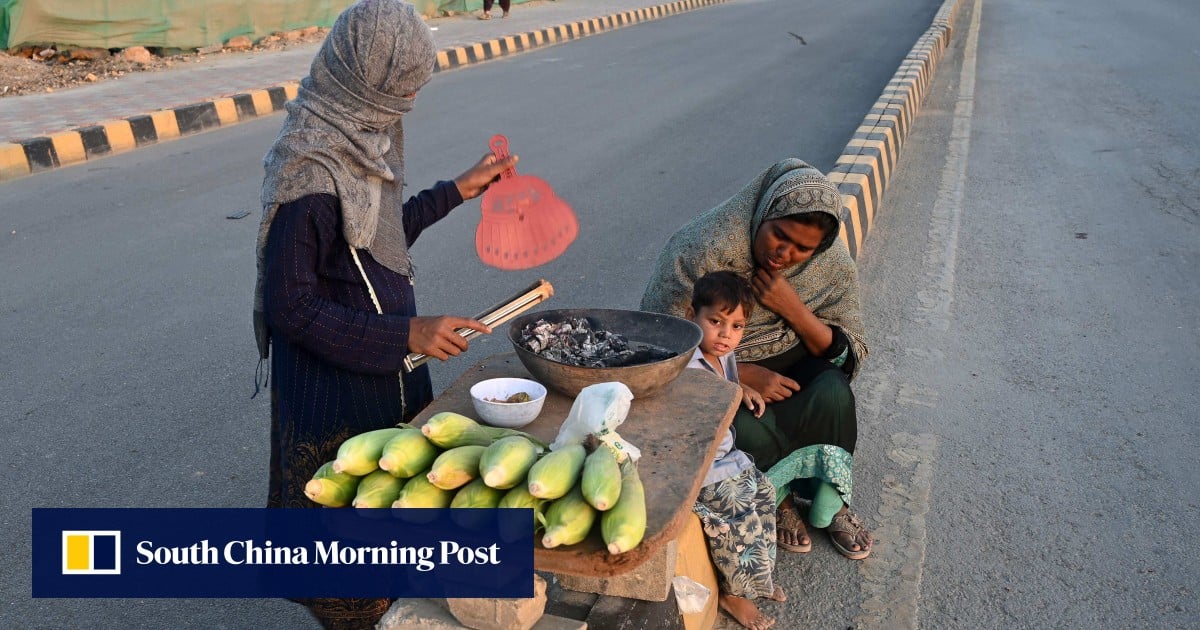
[32,508,535,598]
[133,537,500,573]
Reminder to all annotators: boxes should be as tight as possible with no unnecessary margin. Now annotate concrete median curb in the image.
[831,0,962,260]
[0,0,729,183]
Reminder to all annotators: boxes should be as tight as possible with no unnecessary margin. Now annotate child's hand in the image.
[741,385,766,418]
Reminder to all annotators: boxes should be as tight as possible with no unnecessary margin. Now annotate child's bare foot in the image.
[719,593,776,630]
[762,585,786,603]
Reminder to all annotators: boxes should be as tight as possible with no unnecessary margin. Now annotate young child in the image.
[685,271,784,630]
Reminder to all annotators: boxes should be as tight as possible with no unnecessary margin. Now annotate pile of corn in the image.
[304,411,647,555]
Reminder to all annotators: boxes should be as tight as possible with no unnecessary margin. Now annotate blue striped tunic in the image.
[263,184,461,508]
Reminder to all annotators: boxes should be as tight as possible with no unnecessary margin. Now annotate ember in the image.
[518,317,676,368]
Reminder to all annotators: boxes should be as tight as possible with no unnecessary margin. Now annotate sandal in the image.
[775,497,811,553]
[478,13,491,20]
[827,509,873,560]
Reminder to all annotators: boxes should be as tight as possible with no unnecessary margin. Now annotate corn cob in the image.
[526,443,587,500]
[377,428,440,479]
[331,427,406,476]
[480,436,541,489]
[352,469,406,508]
[450,477,506,508]
[581,441,622,511]
[498,485,543,511]
[304,462,360,507]
[498,485,546,541]
[541,485,597,548]
[421,411,548,449]
[426,444,486,490]
[601,458,647,554]
[392,472,454,508]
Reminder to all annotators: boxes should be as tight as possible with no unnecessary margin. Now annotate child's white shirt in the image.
[687,348,755,486]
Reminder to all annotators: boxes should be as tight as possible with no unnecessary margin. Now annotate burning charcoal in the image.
[519,318,676,368]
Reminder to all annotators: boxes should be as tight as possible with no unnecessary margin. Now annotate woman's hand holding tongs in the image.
[408,316,492,361]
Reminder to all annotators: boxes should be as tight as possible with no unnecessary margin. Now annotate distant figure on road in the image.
[480,0,511,19]
[253,1,515,627]
[642,158,874,562]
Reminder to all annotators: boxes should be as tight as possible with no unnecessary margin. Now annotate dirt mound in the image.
[0,51,171,96]
[1,28,329,98]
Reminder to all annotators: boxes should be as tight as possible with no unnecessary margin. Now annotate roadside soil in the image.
[0,28,330,98]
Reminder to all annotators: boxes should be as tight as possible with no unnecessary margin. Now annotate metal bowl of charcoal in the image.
[508,308,703,399]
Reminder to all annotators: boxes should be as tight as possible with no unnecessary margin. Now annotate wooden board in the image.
[411,353,740,578]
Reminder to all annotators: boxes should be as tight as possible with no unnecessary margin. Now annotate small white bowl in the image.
[469,378,548,428]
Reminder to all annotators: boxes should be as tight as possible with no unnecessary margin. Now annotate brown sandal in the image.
[775,497,811,553]
[827,509,873,560]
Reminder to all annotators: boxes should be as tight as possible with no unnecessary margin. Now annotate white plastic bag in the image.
[672,576,711,614]
[549,382,641,462]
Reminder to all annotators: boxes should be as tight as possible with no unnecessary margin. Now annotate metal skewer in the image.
[402,279,554,373]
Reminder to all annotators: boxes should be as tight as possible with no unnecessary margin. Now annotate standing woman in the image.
[641,158,873,561]
[253,1,515,627]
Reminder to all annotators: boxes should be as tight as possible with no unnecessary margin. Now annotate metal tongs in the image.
[402,279,554,372]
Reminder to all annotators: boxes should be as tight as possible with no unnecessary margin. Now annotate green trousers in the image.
[732,354,858,510]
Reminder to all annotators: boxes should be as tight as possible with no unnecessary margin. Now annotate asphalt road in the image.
[850,0,1200,627]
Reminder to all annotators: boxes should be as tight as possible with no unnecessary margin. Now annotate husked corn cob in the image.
[304,462,360,507]
[352,469,406,508]
[426,445,486,490]
[527,443,587,500]
[480,436,541,489]
[541,485,597,549]
[581,442,622,511]
[601,458,647,554]
[421,412,547,449]
[377,428,440,479]
[332,427,406,475]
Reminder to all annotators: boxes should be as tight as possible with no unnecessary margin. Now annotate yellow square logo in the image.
[61,531,121,575]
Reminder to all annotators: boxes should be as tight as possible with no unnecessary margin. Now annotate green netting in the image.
[1,0,15,49]
[1,0,539,50]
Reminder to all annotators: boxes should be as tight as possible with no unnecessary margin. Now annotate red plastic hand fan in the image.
[476,134,578,270]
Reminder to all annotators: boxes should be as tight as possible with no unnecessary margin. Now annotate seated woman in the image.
[640,158,873,560]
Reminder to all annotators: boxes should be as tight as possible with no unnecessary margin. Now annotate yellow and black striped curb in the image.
[831,0,962,260]
[433,0,728,70]
[0,86,300,183]
[0,0,729,184]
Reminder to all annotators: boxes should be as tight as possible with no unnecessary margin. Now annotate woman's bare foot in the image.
[775,496,811,552]
[719,593,776,630]
[762,585,787,603]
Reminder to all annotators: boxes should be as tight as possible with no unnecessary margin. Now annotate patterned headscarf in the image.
[253,0,437,359]
[640,158,868,377]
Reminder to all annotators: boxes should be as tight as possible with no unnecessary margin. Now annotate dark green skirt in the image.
[733,351,857,506]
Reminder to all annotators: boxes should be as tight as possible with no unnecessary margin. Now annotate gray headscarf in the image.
[254,0,437,359]
[640,159,868,378]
